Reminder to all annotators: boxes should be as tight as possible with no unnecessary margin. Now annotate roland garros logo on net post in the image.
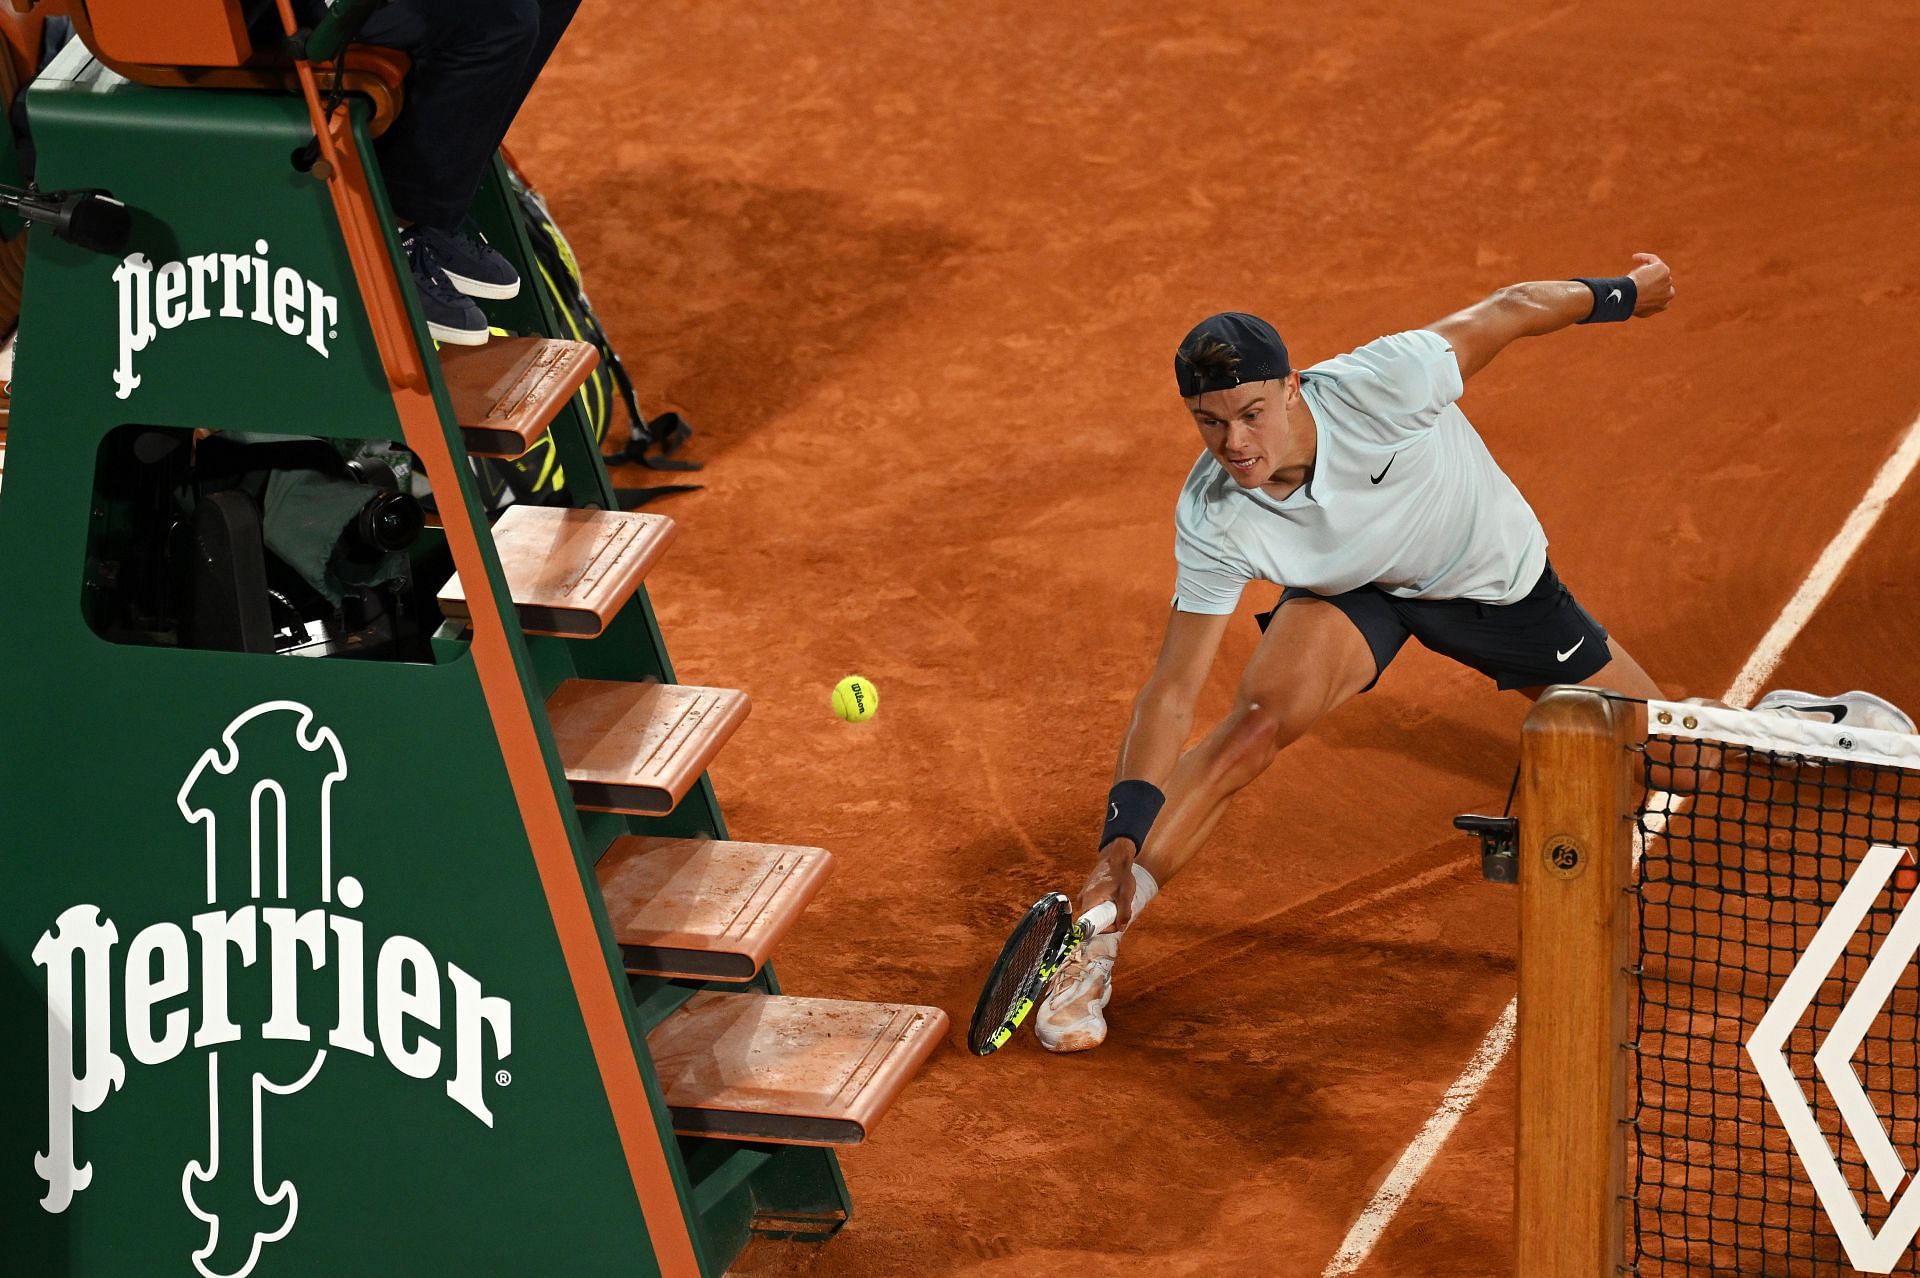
[113,244,341,400]
[33,702,513,1278]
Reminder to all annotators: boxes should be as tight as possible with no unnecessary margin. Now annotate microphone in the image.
[0,187,132,255]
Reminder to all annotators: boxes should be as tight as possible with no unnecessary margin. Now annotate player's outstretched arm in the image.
[1079,607,1232,926]
[1429,252,1674,381]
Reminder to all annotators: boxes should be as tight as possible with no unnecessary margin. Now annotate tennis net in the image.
[1517,691,1920,1277]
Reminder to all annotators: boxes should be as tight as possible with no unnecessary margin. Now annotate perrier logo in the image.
[33,701,514,1277]
[113,242,340,401]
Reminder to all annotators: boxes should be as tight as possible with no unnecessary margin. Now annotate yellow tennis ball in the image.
[832,675,879,723]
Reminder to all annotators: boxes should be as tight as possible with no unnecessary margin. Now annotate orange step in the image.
[438,505,675,637]
[647,992,947,1144]
[439,336,598,457]
[548,679,748,814]
[597,836,832,981]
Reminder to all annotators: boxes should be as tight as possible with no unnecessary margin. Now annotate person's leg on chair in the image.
[355,0,582,341]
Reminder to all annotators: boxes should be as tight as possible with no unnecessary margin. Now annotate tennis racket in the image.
[967,893,1118,1056]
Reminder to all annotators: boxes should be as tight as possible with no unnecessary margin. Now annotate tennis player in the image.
[1038,254,1916,1051]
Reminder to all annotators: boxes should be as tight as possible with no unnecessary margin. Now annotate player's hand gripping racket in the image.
[968,894,1117,1056]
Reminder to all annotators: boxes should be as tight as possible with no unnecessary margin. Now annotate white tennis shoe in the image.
[1035,931,1120,1053]
[1754,689,1917,736]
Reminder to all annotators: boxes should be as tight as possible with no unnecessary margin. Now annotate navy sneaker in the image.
[399,227,488,346]
[412,225,520,301]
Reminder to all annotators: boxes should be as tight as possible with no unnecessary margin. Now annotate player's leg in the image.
[1514,604,1913,730]
[1036,592,1397,1053]
[1405,559,1617,699]
[1132,597,1380,888]
[1514,636,1661,701]
[1491,567,1910,806]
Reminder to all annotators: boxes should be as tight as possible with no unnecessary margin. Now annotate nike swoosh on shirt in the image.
[1370,455,1398,484]
[1556,637,1586,662]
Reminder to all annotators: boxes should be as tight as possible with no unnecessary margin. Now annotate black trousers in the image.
[353,0,581,230]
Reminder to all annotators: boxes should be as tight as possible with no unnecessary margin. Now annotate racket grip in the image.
[1079,901,1118,935]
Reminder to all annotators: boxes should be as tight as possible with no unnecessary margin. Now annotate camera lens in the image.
[347,491,423,559]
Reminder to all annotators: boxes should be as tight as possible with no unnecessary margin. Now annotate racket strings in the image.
[968,893,1075,1054]
[981,919,1060,1026]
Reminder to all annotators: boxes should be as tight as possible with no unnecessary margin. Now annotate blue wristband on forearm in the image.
[1573,276,1637,324]
[1101,779,1166,851]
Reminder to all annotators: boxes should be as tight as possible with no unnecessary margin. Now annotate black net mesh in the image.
[1630,733,1920,1275]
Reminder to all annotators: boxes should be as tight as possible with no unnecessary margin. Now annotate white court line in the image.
[1725,415,1920,707]
[1322,1001,1516,1274]
[1320,408,1920,1277]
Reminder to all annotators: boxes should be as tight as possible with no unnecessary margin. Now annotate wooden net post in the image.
[1516,687,1639,1276]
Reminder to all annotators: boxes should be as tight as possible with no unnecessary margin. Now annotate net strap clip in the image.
[1453,813,1518,883]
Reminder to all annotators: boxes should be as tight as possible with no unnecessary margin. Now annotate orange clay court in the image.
[507,3,1920,1274]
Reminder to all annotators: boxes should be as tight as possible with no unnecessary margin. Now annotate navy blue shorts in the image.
[1254,560,1612,692]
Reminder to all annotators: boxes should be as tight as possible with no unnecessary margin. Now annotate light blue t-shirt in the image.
[1171,328,1546,612]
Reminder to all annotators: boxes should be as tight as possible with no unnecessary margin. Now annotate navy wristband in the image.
[1101,779,1166,851]
[1573,276,1636,324]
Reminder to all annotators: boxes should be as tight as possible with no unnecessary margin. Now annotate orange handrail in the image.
[269,2,705,1271]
